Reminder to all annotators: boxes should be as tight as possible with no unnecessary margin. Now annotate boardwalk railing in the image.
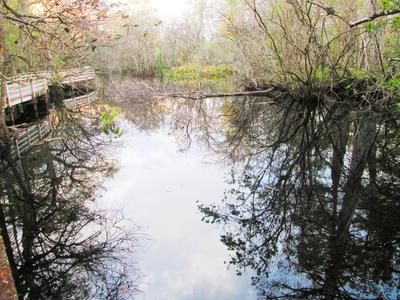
[60,67,96,85]
[4,66,95,108]
[9,122,52,160]
[6,77,48,107]
[64,91,97,109]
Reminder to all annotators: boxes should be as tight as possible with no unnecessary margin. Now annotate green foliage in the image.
[365,22,375,33]
[166,64,234,82]
[99,107,123,137]
[154,49,167,78]
[382,78,400,97]
[384,78,400,87]
[4,23,19,57]
[365,21,386,33]
[391,16,400,29]
[313,68,331,81]
[384,29,400,61]
[380,0,399,10]
[8,0,19,10]
[348,67,371,79]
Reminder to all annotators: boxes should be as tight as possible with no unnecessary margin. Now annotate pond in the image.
[98,78,258,299]
[98,119,257,299]
[101,77,400,299]
[1,76,400,299]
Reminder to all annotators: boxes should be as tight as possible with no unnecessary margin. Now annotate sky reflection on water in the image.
[98,119,256,300]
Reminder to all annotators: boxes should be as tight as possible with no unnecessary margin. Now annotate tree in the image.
[0,0,115,73]
[0,0,117,126]
[221,0,400,88]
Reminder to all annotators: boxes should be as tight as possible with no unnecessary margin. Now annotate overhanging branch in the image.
[349,9,400,27]
[307,0,400,28]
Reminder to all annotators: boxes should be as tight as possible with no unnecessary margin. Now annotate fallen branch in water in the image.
[168,87,278,100]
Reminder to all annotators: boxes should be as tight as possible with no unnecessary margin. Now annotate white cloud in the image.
[99,122,256,300]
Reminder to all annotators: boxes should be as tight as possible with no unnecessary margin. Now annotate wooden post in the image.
[15,138,20,159]
[18,104,24,114]
[18,80,23,104]
[8,107,15,125]
[5,82,14,125]
[43,79,48,104]
[27,128,31,146]
[13,80,24,125]
[1,80,7,126]
[38,123,42,140]
[31,79,35,99]
[5,81,11,108]
[30,79,38,120]
[92,68,96,91]
[85,69,89,95]
[0,21,7,127]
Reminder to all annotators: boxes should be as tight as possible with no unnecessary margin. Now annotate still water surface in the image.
[98,78,400,299]
[3,77,400,298]
[98,118,257,299]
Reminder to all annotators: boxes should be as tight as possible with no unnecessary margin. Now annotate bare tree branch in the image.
[306,0,349,25]
[169,87,279,100]
[307,0,400,28]
[349,8,400,27]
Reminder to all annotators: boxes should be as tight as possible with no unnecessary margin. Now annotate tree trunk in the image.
[18,159,36,297]
[0,204,20,293]
[330,108,350,218]
[3,152,37,297]
[324,113,378,298]
[0,21,6,127]
[45,144,58,204]
[359,0,385,73]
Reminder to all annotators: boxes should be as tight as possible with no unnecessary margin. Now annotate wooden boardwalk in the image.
[59,66,95,85]
[64,91,97,109]
[1,66,98,165]
[8,122,52,160]
[3,89,98,163]
[4,66,95,108]
[5,73,49,107]
[0,68,98,295]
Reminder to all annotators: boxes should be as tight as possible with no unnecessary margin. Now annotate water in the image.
[98,120,256,299]
[101,78,400,298]
[2,77,400,299]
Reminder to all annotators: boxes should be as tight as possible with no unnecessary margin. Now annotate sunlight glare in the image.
[150,0,189,19]
[109,0,189,20]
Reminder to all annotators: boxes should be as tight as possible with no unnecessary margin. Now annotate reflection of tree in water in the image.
[195,96,400,298]
[101,77,400,297]
[101,78,167,132]
[104,78,228,151]
[0,108,139,299]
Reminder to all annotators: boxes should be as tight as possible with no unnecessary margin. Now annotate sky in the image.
[110,0,190,20]
[150,0,189,19]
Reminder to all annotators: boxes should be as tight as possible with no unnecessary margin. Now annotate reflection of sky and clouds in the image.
[98,120,256,300]
[95,78,400,298]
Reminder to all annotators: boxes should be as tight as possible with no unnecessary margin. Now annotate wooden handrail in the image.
[3,66,95,108]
